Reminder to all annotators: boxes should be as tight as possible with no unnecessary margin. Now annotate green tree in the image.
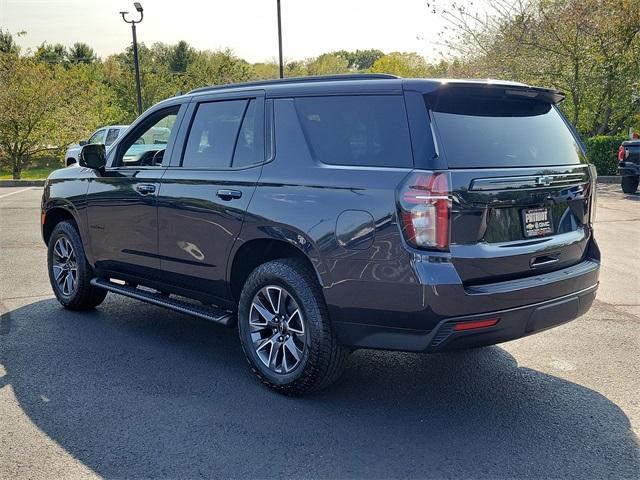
[184,48,252,90]
[350,49,385,70]
[0,29,21,55]
[67,42,97,64]
[108,43,181,121]
[170,40,196,73]
[34,42,67,66]
[305,53,349,75]
[251,62,279,79]
[0,57,104,179]
[431,0,640,136]
[331,49,385,70]
[370,52,428,77]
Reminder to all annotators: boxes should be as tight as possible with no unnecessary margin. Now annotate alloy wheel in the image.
[249,285,306,374]
[52,236,78,296]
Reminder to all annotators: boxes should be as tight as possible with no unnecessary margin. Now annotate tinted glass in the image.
[428,93,583,168]
[105,128,120,146]
[295,95,413,168]
[232,99,263,168]
[183,100,247,169]
[119,109,178,167]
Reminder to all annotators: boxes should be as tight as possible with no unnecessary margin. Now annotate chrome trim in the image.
[469,172,588,191]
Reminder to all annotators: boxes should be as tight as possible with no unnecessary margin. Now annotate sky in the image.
[0,0,452,63]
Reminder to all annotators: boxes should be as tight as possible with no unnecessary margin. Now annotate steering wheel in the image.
[152,149,166,166]
[137,150,157,166]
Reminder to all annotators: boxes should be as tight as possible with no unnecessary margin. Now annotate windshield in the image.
[427,92,584,168]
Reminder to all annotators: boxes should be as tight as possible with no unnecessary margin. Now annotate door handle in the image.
[135,183,156,195]
[530,254,559,268]
[216,189,242,200]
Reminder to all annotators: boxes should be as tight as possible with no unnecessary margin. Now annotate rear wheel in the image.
[47,220,107,310]
[238,259,348,395]
[621,175,639,194]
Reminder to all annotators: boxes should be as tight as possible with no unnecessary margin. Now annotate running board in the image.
[90,278,234,327]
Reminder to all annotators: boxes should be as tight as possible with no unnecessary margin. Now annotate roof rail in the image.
[187,73,400,94]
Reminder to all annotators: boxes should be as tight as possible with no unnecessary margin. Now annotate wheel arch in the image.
[42,205,80,246]
[228,237,327,303]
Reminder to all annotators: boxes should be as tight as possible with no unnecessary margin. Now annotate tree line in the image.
[1,0,638,179]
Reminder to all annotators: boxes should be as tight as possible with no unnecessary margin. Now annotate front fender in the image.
[42,173,92,257]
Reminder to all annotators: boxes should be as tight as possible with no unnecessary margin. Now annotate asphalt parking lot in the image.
[0,184,638,479]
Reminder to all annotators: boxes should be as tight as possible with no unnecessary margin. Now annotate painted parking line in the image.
[0,187,35,199]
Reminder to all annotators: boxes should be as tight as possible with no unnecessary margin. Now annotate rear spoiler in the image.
[420,80,566,105]
[503,86,565,104]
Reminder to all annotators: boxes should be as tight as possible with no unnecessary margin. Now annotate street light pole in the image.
[120,2,144,116]
[277,0,284,79]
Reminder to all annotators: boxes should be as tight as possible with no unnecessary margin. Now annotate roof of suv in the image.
[184,74,564,103]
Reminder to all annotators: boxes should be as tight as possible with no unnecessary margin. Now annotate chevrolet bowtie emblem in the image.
[536,175,554,187]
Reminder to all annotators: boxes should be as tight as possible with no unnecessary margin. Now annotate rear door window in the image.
[232,99,264,168]
[294,95,413,168]
[182,100,247,169]
[427,91,584,168]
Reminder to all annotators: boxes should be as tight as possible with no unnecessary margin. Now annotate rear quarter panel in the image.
[238,97,421,327]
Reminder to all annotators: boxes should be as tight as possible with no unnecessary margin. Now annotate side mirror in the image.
[79,143,106,170]
[79,140,88,146]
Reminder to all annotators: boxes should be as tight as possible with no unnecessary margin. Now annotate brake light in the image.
[618,145,624,161]
[588,164,597,224]
[398,171,451,250]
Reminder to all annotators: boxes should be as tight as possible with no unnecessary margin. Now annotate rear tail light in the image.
[618,145,625,161]
[398,171,451,250]
[588,164,597,224]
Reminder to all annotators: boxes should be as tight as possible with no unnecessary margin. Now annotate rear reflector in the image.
[453,318,499,331]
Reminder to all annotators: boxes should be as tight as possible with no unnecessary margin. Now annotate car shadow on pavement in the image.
[1,297,638,479]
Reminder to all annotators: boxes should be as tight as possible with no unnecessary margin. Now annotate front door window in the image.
[117,109,178,167]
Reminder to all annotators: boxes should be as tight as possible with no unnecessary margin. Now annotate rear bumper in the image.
[618,162,640,176]
[334,282,597,352]
[330,238,600,352]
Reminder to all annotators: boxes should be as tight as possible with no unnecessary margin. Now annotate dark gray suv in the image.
[41,74,600,394]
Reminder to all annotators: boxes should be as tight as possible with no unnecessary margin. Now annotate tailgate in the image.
[424,84,595,285]
[449,165,593,284]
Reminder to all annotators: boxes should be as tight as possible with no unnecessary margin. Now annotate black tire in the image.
[621,175,639,194]
[238,258,349,395]
[47,220,107,310]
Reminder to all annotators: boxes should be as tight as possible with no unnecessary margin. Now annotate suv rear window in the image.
[427,91,584,168]
[295,95,413,168]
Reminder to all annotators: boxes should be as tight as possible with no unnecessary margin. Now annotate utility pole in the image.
[120,2,144,115]
[277,0,284,79]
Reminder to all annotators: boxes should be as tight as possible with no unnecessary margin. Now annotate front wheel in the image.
[238,259,348,395]
[47,220,107,310]
[621,175,639,194]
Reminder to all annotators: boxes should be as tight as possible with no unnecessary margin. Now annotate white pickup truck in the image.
[65,125,128,166]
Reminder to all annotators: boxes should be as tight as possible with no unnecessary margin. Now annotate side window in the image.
[105,128,120,146]
[116,108,179,167]
[232,99,263,168]
[294,95,413,168]
[88,129,106,144]
[182,99,247,169]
